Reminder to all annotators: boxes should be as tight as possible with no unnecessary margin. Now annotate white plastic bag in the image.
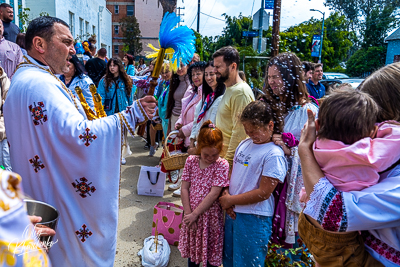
[138,235,171,267]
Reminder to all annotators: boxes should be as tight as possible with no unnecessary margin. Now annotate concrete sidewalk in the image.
[114,135,186,267]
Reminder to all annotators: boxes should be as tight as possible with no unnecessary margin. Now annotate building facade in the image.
[106,0,164,58]
[11,0,112,57]
[0,0,24,28]
[385,27,400,65]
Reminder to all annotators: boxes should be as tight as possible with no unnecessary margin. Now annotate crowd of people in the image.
[1,14,400,267]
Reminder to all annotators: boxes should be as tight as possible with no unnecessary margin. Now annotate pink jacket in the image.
[313,122,400,191]
[176,85,202,147]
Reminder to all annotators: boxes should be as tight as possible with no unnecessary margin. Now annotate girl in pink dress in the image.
[178,120,230,267]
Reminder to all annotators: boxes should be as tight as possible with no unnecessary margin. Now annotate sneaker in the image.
[168,177,181,191]
[168,169,179,183]
[149,146,156,157]
[121,158,126,165]
[172,187,181,197]
[144,143,150,150]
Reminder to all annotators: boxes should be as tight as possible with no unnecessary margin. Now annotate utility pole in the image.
[271,0,281,57]
[310,9,325,63]
[319,12,325,63]
[177,7,185,26]
[197,0,200,33]
[257,0,265,53]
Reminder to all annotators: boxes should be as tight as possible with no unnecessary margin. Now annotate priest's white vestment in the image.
[4,56,146,266]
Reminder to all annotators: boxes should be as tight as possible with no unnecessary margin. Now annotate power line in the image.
[200,12,225,22]
[190,13,198,28]
[201,0,217,32]
[183,0,198,29]
[250,0,256,18]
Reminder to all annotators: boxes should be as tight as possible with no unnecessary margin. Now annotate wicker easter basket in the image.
[161,131,188,171]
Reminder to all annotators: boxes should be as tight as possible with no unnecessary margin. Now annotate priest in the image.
[3,16,156,266]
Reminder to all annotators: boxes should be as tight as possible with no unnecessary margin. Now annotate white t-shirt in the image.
[229,138,288,216]
[83,54,91,62]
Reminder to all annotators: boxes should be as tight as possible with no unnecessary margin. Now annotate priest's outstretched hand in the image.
[139,95,157,119]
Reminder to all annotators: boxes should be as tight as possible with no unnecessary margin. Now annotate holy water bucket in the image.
[24,199,59,250]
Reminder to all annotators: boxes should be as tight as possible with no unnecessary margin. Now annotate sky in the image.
[178,0,333,37]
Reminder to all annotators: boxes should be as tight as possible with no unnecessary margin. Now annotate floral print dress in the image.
[178,155,230,266]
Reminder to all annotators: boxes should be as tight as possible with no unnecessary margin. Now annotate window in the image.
[85,21,89,35]
[114,25,119,35]
[69,12,75,37]
[79,18,84,39]
[114,45,119,54]
[92,25,96,35]
[114,5,119,14]
[127,5,134,16]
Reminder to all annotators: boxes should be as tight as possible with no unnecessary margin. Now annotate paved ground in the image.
[114,135,187,267]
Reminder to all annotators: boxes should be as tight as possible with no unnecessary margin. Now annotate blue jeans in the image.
[224,212,273,267]
[0,139,11,171]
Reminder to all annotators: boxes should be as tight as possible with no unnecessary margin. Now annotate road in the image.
[114,134,186,267]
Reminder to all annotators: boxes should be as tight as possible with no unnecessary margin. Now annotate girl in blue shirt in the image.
[97,57,134,165]
[122,53,136,76]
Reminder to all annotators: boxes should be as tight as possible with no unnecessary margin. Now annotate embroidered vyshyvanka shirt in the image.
[4,56,147,266]
[304,166,400,266]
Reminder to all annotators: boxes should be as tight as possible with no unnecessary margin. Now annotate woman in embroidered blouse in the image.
[60,55,95,110]
[97,58,134,165]
[299,62,400,266]
[263,53,319,257]
[189,61,225,152]
[122,54,136,76]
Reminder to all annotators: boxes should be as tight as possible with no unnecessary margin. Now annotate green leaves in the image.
[265,242,315,266]
[325,0,400,48]
[346,46,386,77]
[120,16,143,56]
[279,12,354,69]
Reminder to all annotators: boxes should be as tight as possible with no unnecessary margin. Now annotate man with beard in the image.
[0,3,20,43]
[4,16,156,266]
[213,46,254,168]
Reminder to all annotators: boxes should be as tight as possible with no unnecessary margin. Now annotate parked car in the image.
[322,72,350,79]
[320,78,364,94]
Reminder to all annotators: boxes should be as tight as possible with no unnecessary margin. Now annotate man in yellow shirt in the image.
[213,46,255,167]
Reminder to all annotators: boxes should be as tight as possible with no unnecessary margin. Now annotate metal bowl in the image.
[24,199,59,249]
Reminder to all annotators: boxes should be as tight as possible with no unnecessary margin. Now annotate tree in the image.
[193,31,204,61]
[18,7,50,32]
[278,12,354,69]
[346,46,386,77]
[200,13,257,61]
[362,6,399,48]
[324,0,400,48]
[198,12,353,88]
[120,16,142,56]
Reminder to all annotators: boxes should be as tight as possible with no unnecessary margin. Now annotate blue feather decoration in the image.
[158,12,196,67]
